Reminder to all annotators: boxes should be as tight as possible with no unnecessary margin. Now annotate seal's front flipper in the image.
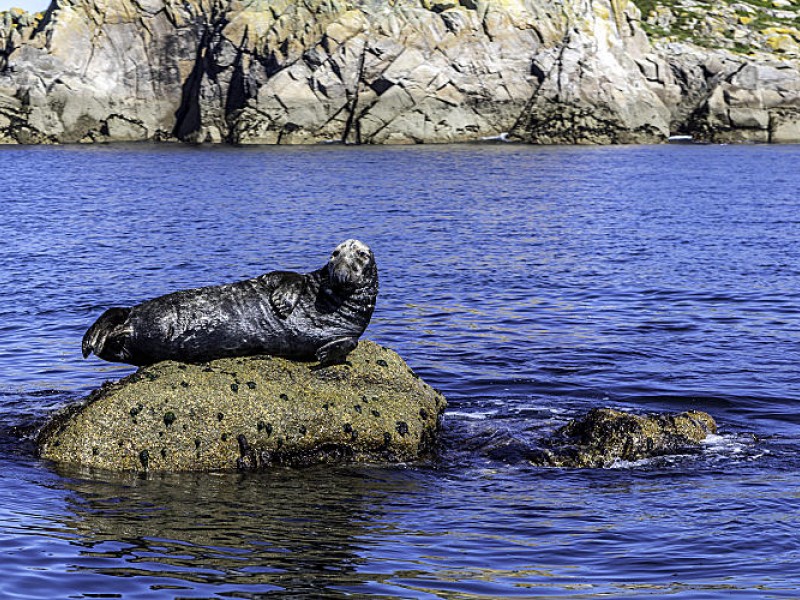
[316,337,358,366]
[269,273,306,319]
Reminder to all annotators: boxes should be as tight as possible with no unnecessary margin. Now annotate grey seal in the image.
[82,239,378,366]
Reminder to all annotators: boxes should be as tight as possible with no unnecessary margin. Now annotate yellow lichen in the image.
[765,33,798,52]
[609,0,628,34]
[763,26,800,39]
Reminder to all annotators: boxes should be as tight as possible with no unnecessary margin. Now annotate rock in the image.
[771,113,800,142]
[729,107,770,129]
[101,115,149,142]
[37,341,446,472]
[640,0,800,57]
[0,0,675,145]
[1,0,799,144]
[634,0,800,142]
[528,407,717,468]
[655,41,800,142]
[508,5,673,144]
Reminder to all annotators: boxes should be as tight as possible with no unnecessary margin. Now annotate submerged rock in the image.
[529,408,717,468]
[37,341,446,472]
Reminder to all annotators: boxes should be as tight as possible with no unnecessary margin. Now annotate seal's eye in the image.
[357,250,368,259]
[332,250,340,257]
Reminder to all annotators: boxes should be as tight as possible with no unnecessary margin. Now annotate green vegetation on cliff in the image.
[632,0,800,56]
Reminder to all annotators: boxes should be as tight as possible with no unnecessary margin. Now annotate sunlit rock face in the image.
[1,0,798,145]
[38,341,446,472]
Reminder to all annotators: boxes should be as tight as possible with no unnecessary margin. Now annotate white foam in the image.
[480,132,510,142]
[702,433,745,454]
[701,433,726,446]
[607,457,653,469]
[700,433,762,461]
[446,410,498,420]
[607,454,691,469]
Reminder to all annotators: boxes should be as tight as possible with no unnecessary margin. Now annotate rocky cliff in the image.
[1,0,798,144]
[637,0,800,142]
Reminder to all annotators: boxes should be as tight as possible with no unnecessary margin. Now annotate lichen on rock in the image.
[37,341,447,472]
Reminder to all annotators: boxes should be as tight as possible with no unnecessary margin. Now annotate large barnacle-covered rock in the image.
[37,341,446,472]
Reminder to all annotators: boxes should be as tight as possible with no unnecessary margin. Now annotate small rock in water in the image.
[528,408,717,468]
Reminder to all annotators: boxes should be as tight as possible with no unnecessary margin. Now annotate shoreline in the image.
[1,135,797,150]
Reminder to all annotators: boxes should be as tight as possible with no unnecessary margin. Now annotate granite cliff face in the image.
[0,0,798,144]
[637,0,800,143]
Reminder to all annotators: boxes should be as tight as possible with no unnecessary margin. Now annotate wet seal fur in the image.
[82,239,378,366]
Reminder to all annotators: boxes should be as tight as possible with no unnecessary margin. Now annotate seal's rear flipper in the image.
[316,337,358,366]
[82,307,131,359]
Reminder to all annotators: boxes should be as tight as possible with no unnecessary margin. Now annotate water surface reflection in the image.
[46,465,427,597]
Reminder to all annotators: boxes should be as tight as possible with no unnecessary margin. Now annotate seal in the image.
[81,239,378,366]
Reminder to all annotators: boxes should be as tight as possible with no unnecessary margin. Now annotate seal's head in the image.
[327,239,375,289]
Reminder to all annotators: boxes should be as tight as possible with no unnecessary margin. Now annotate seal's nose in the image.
[330,263,355,286]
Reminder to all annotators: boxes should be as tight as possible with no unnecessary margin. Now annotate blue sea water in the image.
[1,142,799,598]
